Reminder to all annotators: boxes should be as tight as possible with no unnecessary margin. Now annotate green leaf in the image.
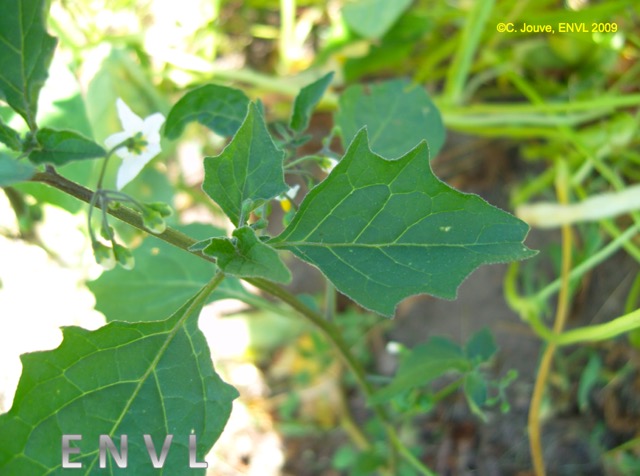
[464,327,498,364]
[336,79,445,159]
[578,353,602,411]
[203,103,287,226]
[87,224,261,322]
[342,0,412,39]
[290,72,334,134]
[29,128,105,166]
[0,0,57,130]
[463,371,489,420]
[164,84,250,139]
[371,337,470,403]
[0,119,22,151]
[202,226,291,283]
[271,129,536,317]
[0,284,238,475]
[0,155,36,187]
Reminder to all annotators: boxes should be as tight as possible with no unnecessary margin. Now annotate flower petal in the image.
[285,184,300,200]
[145,142,162,159]
[143,112,165,140]
[116,98,144,132]
[104,131,130,151]
[116,152,155,190]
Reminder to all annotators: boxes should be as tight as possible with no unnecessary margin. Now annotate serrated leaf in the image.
[0,119,22,151]
[87,224,264,322]
[164,84,250,139]
[342,0,412,39]
[290,72,334,134]
[203,103,286,226]
[464,327,498,364]
[29,128,105,166]
[371,337,470,403]
[336,79,445,159]
[0,0,57,130]
[0,284,238,475]
[271,129,536,317]
[0,155,36,187]
[202,226,291,283]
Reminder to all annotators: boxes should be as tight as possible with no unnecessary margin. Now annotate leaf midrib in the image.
[81,280,217,474]
[275,241,510,249]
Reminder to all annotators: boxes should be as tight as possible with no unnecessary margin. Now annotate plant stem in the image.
[431,378,464,404]
[279,0,296,72]
[245,278,434,475]
[528,162,573,476]
[33,169,197,251]
[443,0,495,105]
[338,386,371,451]
[31,168,435,476]
[533,223,640,306]
[247,278,371,387]
[554,308,640,346]
[325,281,336,321]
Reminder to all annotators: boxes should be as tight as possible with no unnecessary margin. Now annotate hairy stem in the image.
[32,169,199,252]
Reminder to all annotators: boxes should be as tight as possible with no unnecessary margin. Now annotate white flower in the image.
[104,98,165,190]
[284,184,300,200]
[277,185,300,213]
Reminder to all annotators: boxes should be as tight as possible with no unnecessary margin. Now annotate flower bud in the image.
[142,210,166,234]
[92,241,116,270]
[113,243,135,270]
[251,218,267,230]
[145,201,173,218]
[100,224,115,241]
[28,204,43,222]
[320,157,338,172]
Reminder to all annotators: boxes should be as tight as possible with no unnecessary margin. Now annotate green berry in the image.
[142,210,166,234]
[92,242,116,270]
[145,202,173,218]
[113,244,135,270]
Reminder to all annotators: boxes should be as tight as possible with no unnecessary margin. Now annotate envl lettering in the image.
[61,434,207,469]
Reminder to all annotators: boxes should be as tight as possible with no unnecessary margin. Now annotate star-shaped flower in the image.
[104,99,165,190]
[277,184,300,212]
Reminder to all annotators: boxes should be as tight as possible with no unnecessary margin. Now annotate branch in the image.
[32,169,205,258]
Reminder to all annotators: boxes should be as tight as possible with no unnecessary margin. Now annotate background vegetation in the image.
[1,0,639,474]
